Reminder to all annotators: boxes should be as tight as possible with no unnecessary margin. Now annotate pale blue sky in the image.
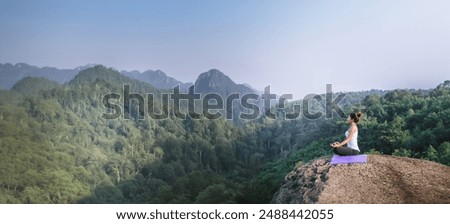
[1,0,450,97]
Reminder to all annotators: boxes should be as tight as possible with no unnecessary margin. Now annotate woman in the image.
[330,112,363,156]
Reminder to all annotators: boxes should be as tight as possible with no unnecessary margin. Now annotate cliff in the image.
[272,155,450,203]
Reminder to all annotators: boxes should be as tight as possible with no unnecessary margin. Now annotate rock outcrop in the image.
[272,155,450,203]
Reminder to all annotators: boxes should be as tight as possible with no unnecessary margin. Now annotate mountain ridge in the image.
[0,63,258,96]
[0,62,93,89]
[120,69,193,90]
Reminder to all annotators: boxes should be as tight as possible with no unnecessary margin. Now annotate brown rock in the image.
[272,155,450,203]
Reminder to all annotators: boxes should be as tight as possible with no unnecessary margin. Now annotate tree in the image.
[194,184,236,204]
[393,148,412,157]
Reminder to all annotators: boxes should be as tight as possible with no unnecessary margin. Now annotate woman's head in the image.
[347,112,363,124]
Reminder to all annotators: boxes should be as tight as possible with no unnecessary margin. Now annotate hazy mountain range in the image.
[0,63,257,96]
[0,63,94,90]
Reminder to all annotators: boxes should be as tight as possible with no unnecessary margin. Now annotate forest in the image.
[0,65,449,203]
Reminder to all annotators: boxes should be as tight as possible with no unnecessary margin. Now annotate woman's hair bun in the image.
[350,112,363,123]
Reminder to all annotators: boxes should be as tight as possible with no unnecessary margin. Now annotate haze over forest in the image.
[0,1,449,204]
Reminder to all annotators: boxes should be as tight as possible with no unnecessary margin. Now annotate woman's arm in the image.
[335,125,356,147]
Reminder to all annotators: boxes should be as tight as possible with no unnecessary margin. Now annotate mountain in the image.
[0,62,192,91]
[69,65,157,92]
[242,83,261,94]
[193,69,261,121]
[67,65,159,98]
[11,77,60,95]
[0,63,258,96]
[0,62,252,93]
[121,69,192,90]
[194,69,256,96]
[0,63,95,89]
[272,155,450,203]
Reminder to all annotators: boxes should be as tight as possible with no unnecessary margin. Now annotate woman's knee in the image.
[333,148,339,154]
[334,147,359,156]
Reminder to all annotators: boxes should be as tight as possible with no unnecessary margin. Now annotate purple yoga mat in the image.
[330,154,367,165]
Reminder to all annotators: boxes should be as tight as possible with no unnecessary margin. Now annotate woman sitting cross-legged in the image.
[330,112,363,156]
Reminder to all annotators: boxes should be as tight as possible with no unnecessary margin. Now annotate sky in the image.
[1,0,450,98]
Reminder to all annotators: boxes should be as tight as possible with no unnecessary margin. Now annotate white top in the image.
[345,129,360,151]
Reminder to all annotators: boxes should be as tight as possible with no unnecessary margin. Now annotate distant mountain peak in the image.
[121,69,188,90]
[197,69,234,84]
[67,65,158,93]
[194,69,256,96]
[207,68,223,74]
[198,69,230,80]
[69,65,119,86]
